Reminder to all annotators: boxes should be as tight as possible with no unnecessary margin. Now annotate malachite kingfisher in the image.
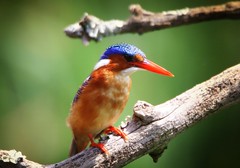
[67,43,174,156]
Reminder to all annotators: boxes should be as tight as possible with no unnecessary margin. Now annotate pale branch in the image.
[0,150,43,168]
[64,1,240,45]
[1,64,239,168]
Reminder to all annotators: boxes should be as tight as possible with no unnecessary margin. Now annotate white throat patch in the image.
[120,67,140,76]
[94,59,110,70]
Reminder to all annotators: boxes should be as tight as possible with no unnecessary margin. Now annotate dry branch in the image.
[64,1,240,45]
[1,64,239,168]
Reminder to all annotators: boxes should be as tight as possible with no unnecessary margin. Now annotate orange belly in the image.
[67,69,131,153]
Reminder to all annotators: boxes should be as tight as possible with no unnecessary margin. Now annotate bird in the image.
[67,43,174,156]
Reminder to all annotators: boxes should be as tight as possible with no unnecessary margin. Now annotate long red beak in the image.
[131,59,174,77]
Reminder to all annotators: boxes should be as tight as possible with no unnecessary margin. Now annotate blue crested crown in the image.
[100,43,146,60]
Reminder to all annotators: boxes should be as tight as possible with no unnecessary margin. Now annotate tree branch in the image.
[1,64,239,168]
[64,1,240,45]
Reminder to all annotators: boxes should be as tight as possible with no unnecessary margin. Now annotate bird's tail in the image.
[69,138,78,157]
[69,138,89,157]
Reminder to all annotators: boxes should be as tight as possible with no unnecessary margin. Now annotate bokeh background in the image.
[0,0,239,167]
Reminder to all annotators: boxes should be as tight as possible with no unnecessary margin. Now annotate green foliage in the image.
[0,0,239,167]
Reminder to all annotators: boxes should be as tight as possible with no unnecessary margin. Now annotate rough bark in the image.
[64,1,240,45]
[1,64,239,168]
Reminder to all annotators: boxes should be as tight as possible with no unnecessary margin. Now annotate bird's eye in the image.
[123,54,144,62]
[124,54,134,62]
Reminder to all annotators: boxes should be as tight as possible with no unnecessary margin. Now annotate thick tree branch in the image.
[1,64,239,168]
[64,1,240,45]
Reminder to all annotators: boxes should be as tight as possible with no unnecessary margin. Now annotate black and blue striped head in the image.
[100,43,146,62]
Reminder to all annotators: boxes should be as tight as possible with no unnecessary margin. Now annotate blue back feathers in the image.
[100,43,146,60]
[73,76,91,103]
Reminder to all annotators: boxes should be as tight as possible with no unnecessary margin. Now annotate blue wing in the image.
[72,76,91,103]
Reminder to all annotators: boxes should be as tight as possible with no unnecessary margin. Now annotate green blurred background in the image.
[0,0,239,167]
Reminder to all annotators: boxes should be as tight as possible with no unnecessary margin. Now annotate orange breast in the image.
[67,67,132,139]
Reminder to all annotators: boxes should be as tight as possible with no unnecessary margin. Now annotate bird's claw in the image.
[88,134,109,154]
[105,126,128,141]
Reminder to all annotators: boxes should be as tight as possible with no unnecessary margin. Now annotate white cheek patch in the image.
[94,59,110,70]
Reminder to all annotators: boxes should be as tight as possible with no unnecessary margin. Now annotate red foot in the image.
[105,126,128,141]
[88,134,109,154]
